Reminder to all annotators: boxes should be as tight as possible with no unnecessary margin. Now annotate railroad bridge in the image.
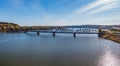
[26,26,106,37]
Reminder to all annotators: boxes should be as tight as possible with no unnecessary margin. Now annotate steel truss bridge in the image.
[26,26,105,37]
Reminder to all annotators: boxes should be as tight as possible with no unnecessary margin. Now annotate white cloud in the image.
[74,0,119,16]
[85,0,120,15]
[1,0,120,25]
[74,0,105,15]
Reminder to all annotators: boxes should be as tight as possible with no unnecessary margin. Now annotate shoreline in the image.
[102,33,120,43]
[0,31,25,33]
[1,31,120,44]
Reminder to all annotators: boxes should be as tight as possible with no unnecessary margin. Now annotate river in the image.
[0,33,120,66]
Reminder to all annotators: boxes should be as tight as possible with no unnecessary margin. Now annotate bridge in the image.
[26,26,104,37]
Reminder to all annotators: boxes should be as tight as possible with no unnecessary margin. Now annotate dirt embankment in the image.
[102,33,120,43]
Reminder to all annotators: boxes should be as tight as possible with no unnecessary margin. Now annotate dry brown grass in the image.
[102,33,120,43]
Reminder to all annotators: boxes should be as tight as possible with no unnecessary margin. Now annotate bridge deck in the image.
[27,30,99,34]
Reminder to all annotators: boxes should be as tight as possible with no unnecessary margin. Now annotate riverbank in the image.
[102,33,120,43]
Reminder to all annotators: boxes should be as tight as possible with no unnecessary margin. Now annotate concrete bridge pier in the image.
[98,32,104,37]
[37,31,40,35]
[98,33,102,37]
[73,33,76,38]
[24,29,29,33]
[98,28,104,37]
[53,32,56,37]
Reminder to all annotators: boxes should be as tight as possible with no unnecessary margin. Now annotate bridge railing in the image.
[27,28,99,34]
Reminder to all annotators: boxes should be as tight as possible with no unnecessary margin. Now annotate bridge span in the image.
[26,27,104,37]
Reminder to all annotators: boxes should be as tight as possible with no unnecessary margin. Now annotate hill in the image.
[0,21,20,32]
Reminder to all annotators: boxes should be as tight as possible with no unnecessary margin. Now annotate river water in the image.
[0,33,120,66]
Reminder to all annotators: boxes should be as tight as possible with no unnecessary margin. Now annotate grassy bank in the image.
[102,33,120,43]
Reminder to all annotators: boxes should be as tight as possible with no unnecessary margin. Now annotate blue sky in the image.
[0,0,120,26]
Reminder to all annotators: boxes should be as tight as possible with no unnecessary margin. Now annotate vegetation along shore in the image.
[0,21,120,43]
[0,21,53,33]
[102,31,120,43]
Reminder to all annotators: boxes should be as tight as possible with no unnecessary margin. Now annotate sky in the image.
[0,0,120,26]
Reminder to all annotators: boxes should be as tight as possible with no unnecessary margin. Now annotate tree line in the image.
[0,21,54,32]
[0,21,20,32]
[20,26,53,32]
[1,21,120,33]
